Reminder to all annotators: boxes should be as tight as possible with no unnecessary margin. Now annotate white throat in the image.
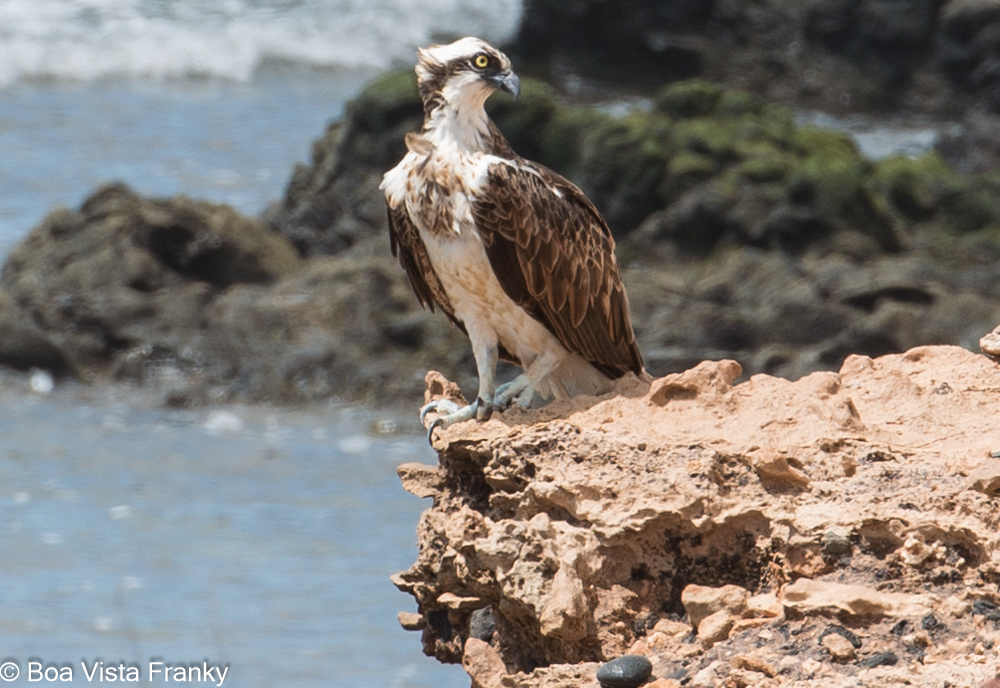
[424,74,493,153]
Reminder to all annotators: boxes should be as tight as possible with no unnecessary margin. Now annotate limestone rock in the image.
[463,638,507,688]
[682,584,750,629]
[783,579,931,618]
[397,463,444,499]
[397,612,425,631]
[697,609,736,649]
[398,345,1000,688]
[822,632,857,661]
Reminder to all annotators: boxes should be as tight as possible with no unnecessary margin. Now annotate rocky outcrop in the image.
[394,346,1000,687]
[510,0,1000,115]
[0,183,468,406]
[4,73,1000,406]
[261,71,1000,389]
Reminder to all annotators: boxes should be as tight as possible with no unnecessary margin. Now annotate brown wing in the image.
[470,160,643,379]
[387,203,464,332]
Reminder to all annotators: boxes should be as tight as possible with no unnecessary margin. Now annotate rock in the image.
[397,612,425,631]
[689,660,725,688]
[783,579,931,618]
[921,613,946,634]
[681,584,751,629]
[595,655,653,688]
[470,607,497,642]
[511,0,1000,114]
[398,345,1000,683]
[397,463,445,499]
[697,609,736,649]
[972,599,1000,621]
[745,594,783,619]
[732,654,777,678]
[645,680,681,688]
[822,531,853,557]
[858,650,898,668]
[819,625,862,649]
[437,593,483,611]
[821,632,857,661]
[463,638,506,688]
[969,461,1000,497]
[0,183,303,394]
[941,595,972,619]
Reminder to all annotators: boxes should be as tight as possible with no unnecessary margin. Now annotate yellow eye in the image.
[474,54,489,69]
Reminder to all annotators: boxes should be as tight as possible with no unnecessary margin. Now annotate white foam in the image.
[0,0,522,85]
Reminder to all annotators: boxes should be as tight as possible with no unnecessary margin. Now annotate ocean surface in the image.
[0,381,461,687]
[0,1,523,686]
[0,0,521,256]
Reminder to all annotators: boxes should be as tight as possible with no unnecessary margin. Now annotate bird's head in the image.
[415,37,520,116]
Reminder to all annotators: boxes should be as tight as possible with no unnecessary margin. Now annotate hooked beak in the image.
[491,71,521,102]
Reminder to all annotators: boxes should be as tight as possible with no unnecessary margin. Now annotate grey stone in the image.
[596,655,653,688]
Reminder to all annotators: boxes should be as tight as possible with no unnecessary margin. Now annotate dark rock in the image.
[890,619,912,636]
[595,655,653,688]
[510,0,1000,114]
[921,613,946,633]
[0,183,299,380]
[819,624,862,649]
[469,606,497,642]
[858,651,898,668]
[973,599,1000,621]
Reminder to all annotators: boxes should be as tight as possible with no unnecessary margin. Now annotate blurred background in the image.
[0,1,519,686]
[2,0,1000,686]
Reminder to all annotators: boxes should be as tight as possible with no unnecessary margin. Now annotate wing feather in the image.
[386,204,464,332]
[471,160,643,379]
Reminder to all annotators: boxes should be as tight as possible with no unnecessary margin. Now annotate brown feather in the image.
[471,154,643,378]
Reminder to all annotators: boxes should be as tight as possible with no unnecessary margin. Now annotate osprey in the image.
[380,37,642,436]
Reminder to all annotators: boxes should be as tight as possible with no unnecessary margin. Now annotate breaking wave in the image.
[0,0,522,85]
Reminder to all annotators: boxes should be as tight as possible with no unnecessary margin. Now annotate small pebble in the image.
[822,633,856,661]
[890,620,911,636]
[469,606,496,642]
[596,655,653,688]
[921,613,946,633]
[973,599,1000,621]
[858,651,898,668]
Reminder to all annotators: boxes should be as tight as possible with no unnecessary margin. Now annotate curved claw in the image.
[427,417,445,445]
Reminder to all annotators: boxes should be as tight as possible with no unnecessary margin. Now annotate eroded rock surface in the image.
[395,346,1000,687]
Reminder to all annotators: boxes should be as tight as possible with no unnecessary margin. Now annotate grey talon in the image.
[427,417,444,445]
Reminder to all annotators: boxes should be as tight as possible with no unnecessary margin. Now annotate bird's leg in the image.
[494,375,532,408]
[493,351,561,410]
[422,327,498,442]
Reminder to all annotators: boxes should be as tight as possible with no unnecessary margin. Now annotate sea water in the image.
[0,1,523,685]
[0,384,460,687]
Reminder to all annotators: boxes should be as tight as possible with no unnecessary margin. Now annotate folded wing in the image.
[470,160,643,379]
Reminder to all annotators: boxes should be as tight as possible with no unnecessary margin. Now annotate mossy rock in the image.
[348,69,422,133]
[672,118,738,161]
[714,89,767,118]
[872,154,1000,233]
[871,154,951,222]
[792,127,860,163]
[655,80,725,118]
[738,153,793,183]
[488,78,560,164]
[574,112,673,232]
